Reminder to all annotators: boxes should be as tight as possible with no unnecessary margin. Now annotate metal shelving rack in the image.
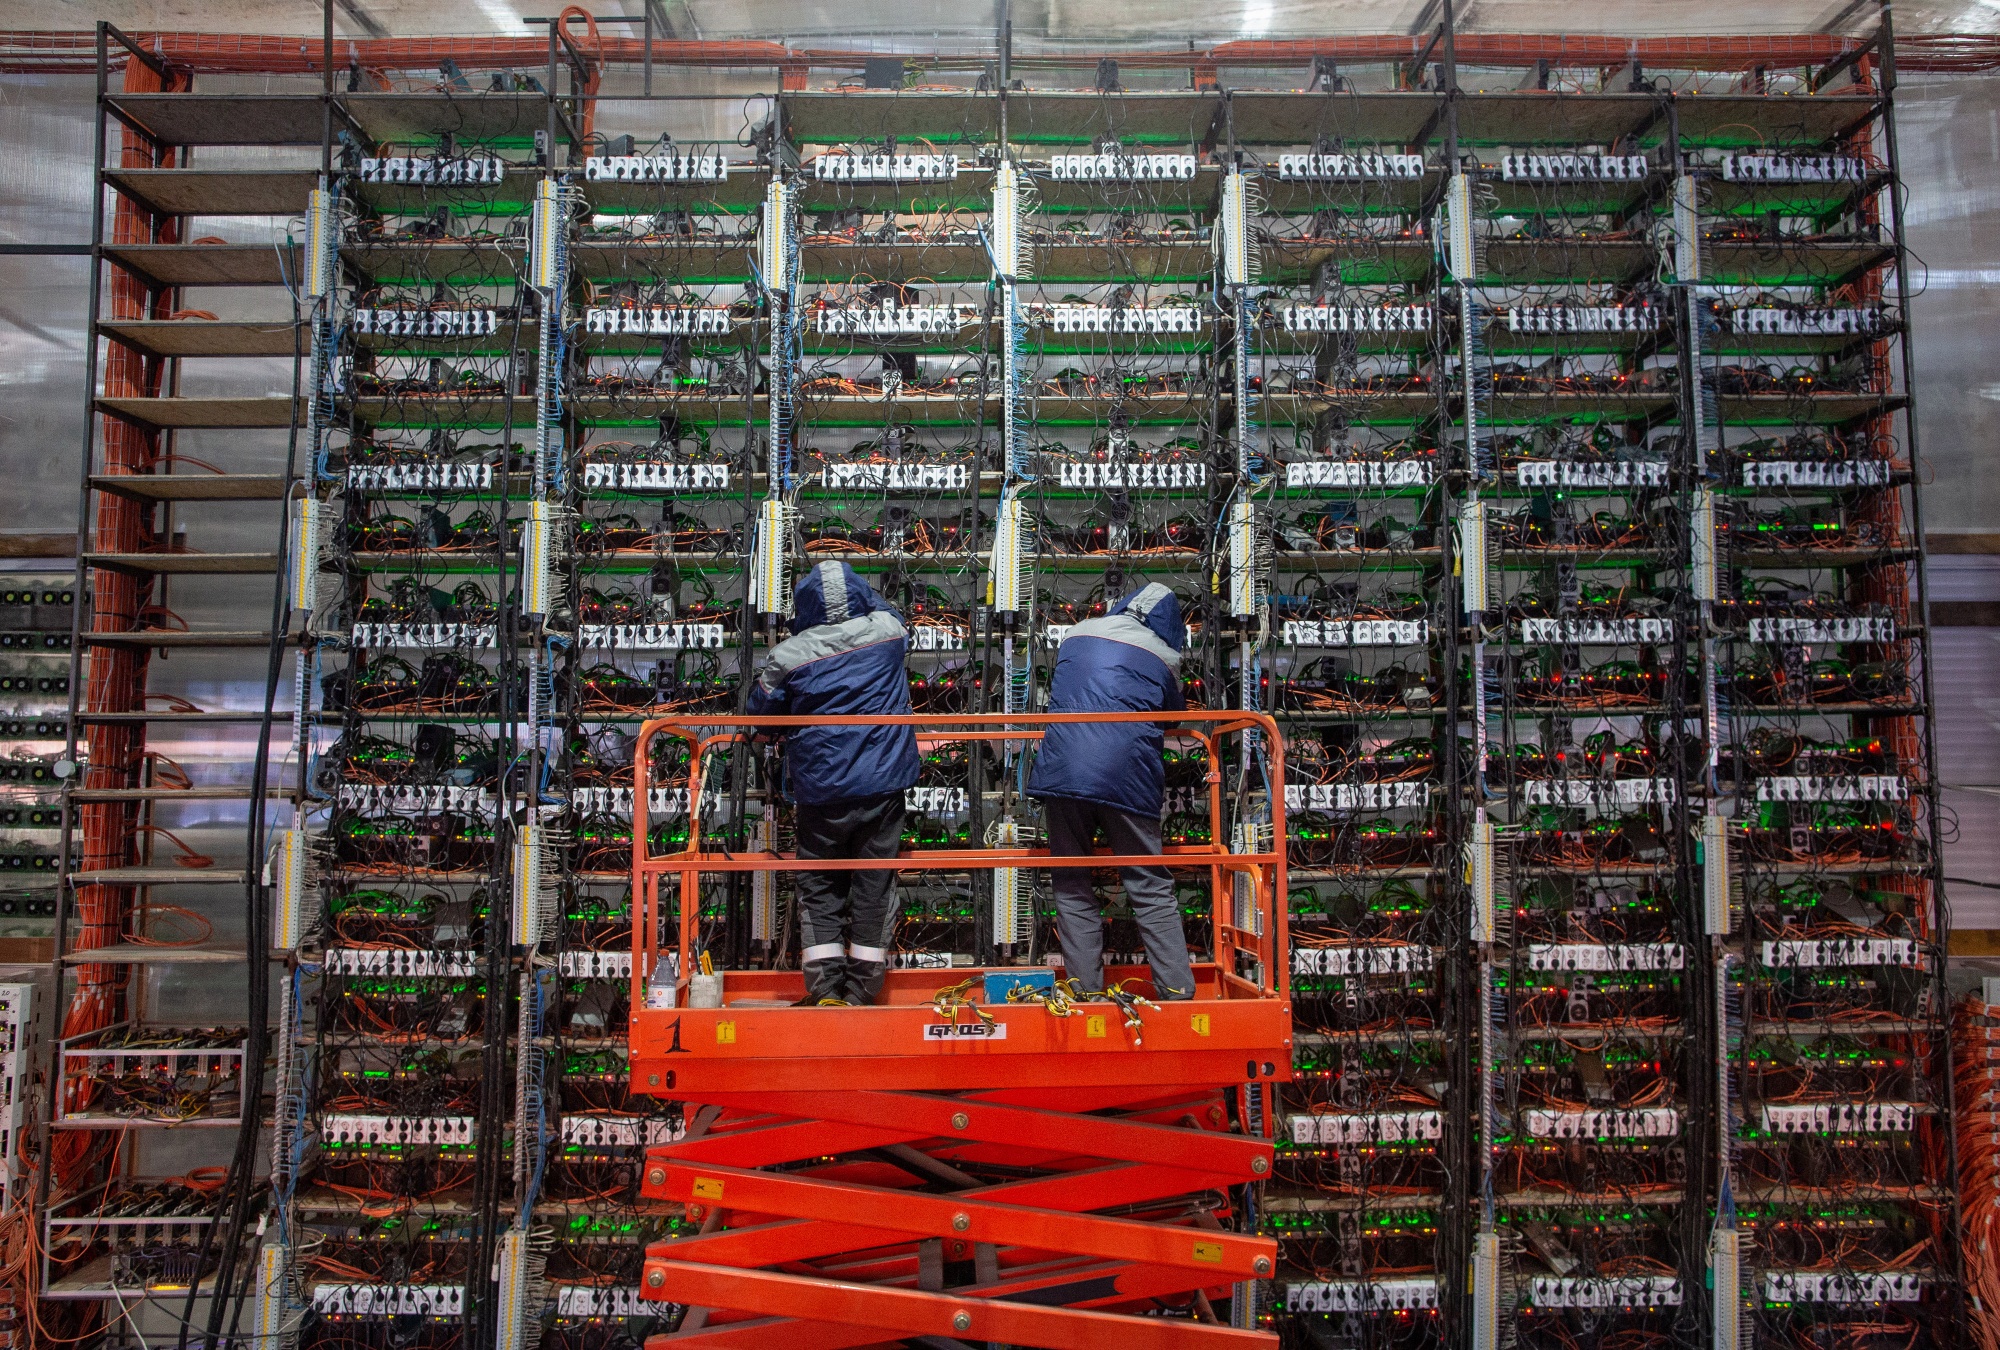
[33,13,1961,1350]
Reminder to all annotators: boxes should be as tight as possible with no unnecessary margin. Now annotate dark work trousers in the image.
[794,790,906,1003]
[1043,796,1195,1000]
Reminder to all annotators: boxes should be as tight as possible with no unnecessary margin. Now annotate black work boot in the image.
[796,955,849,1006]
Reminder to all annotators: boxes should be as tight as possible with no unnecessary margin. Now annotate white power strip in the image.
[1738,459,1892,489]
[1292,944,1435,976]
[1753,776,1909,803]
[1744,615,1896,644]
[1281,304,1432,333]
[1518,617,1674,644]
[1528,1276,1681,1309]
[576,623,729,650]
[582,154,729,182]
[907,786,970,815]
[1513,460,1669,488]
[1276,153,1425,180]
[555,1285,663,1318]
[1284,782,1431,812]
[583,307,735,336]
[348,623,497,650]
[1524,943,1686,972]
[1046,153,1195,180]
[320,1114,478,1146]
[1054,461,1208,490]
[1719,154,1868,183]
[347,463,496,492]
[560,1114,683,1147]
[352,309,498,337]
[357,157,503,184]
[813,153,959,181]
[569,787,687,817]
[1718,305,1883,335]
[823,463,970,490]
[1762,1270,1921,1304]
[558,950,635,979]
[1760,1101,1915,1134]
[813,305,979,336]
[1290,1111,1443,1145]
[1288,1277,1438,1312]
[1499,153,1648,181]
[1281,619,1429,647]
[580,462,732,492]
[323,948,480,978]
[1522,1107,1680,1139]
[313,1284,464,1318]
[1039,305,1202,334]
[1759,937,1924,969]
[1285,460,1435,488]
[1503,304,1661,333]
[334,784,499,815]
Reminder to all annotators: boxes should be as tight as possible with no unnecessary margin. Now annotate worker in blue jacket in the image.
[747,561,920,1005]
[1027,583,1195,1000]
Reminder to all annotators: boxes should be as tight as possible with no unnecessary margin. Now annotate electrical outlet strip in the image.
[1280,304,1431,332]
[1288,1278,1439,1312]
[1513,460,1669,488]
[1752,776,1909,803]
[1053,461,1208,489]
[335,784,498,815]
[569,787,687,817]
[813,304,979,336]
[1292,944,1435,976]
[555,1286,658,1319]
[822,463,969,490]
[1762,1271,1921,1304]
[906,786,969,815]
[1759,937,1924,969]
[1520,779,1676,808]
[1719,153,1869,182]
[1716,305,1883,335]
[312,1284,465,1318]
[347,463,496,492]
[559,1114,683,1147]
[1523,942,1686,972]
[1283,782,1431,812]
[1503,304,1661,333]
[1281,619,1429,647]
[584,306,734,336]
[1499,153,1648,180]
[1527,1276,1681,1309]
[576,623,728,650]
[1039,305,1201,334]
[358,156,503,184]
[320,1115,477,1146]
[1759,1101,1916,1134]
[1290,1110,1443,1145]
[1046,152,1195,180]
[558,950,635,979]
[582,154,729,181]
[348,622,497,649]
[1518,617,1674,644]
[1522,1107,1681,1139]
[1737,460,1891,489]
[579,461,732,491]
[1285,460,1435,488]
[1741,616,1895,644]
[1275,153,1424,180]
[352,308,498,337]
[906,625,969,651]
[323,948,480,978]
[812,153,959,181]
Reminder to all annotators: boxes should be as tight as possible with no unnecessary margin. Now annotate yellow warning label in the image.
[1190,1013,1211,1037]
[1192,1240,1224,1264]
[1085,1015,1107,1039]
[691,1176,725,1201]
[715,1021,736,1045]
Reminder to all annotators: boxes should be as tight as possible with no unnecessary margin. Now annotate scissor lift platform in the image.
[627,713,1291,1348]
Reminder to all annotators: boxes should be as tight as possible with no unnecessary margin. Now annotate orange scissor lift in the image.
[624,711,1292,1348]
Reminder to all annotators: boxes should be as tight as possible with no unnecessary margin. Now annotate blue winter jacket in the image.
[1027,583,1187,819]
[746,561,921,805]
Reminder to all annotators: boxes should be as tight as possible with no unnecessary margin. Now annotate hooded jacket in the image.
[1027,583,1186,818]
[745,561,921,805]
